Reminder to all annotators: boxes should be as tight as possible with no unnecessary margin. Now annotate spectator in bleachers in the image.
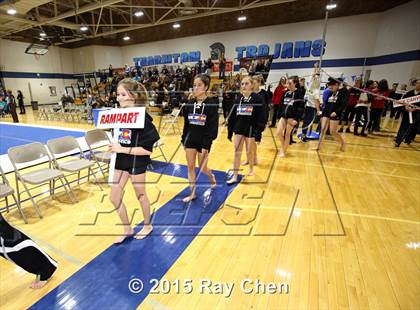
[255,59,265,75]
[109,91,118,107]
[196,60,203,74]
[124,64,131,76]
[219,53,226,80]
[205,58,213,75]
[222,82,235,122]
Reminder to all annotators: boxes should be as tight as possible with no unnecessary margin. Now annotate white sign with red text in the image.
[97,107,146,129]
[399,94,420,106]
[394,94,420,108]
[96,107,146,183]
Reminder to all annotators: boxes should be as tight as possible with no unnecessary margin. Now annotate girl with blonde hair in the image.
[109,78,160,243]
[226,76,265,184]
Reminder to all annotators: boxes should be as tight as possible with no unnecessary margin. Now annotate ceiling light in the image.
[172,23,181,29]
[238,15,247,22]
[123,35,130,41]
[7,8,17,15]
[326,3,337,10]
[80,26,88,31]
[134,11,144,17]
[40,32,47,37]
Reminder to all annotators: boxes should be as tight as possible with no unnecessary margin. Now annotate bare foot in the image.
[30,278,47,289]
[340,142,346,152]
[226,177,238,185]
[114,228,134,244]
[243,160,258,165]
[134,225,153,240]
[247,170,254,176]
[183,194,197,203]
[278,151,285,158]
[210,174,217,189]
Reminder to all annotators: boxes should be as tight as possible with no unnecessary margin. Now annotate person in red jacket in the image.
[339,77,362,133]
[367,79,389,133]
[270,77,287,127]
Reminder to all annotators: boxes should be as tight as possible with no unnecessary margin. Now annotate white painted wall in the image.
[71,45,95,73]
[60,48,74,73]
[71,45,123,72]
[369,61,420,84]
[369,0,420,83]
[92,45,123,70]
[0,39,72,73]
[373,1,420,56]
[0,39,76,104]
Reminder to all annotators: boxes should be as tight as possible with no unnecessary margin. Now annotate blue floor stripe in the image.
[29,161,240,309]
[0,124,85,155]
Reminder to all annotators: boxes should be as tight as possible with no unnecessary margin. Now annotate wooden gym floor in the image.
[0,108,419,310]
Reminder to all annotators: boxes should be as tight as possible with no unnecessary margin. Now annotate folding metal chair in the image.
[0,165,27,223]
[37,107,48,120]
[152,140,168,163]
[69,108,81,122]
[161,107,182,136]
[85,129,112,179]
[147,140,169,170]
[8,142,76,219]
[45,107,56,120]
[47,136,103,191]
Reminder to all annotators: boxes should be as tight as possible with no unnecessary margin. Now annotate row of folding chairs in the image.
[0,130,112,223]
[38,105,88,123]
[38,105,66,121]
[0,129,168,223]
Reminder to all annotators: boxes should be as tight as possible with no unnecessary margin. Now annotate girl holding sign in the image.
[227,76,265,184]
[181,74,219,203]
[276,76,305,157]
[109,79,160,243]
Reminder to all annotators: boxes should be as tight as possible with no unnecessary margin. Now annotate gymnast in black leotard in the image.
[227,76,265,184]
[316,77,348,152]
[181,74,219,203]
[276,76,305,157]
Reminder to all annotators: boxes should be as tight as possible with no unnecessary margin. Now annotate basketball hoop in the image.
[25,43,49,58]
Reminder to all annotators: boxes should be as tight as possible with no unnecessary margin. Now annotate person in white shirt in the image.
[301,75,321,142]
[354,80,375,136]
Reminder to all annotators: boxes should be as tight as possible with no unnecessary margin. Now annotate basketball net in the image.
[34,53,40,61]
